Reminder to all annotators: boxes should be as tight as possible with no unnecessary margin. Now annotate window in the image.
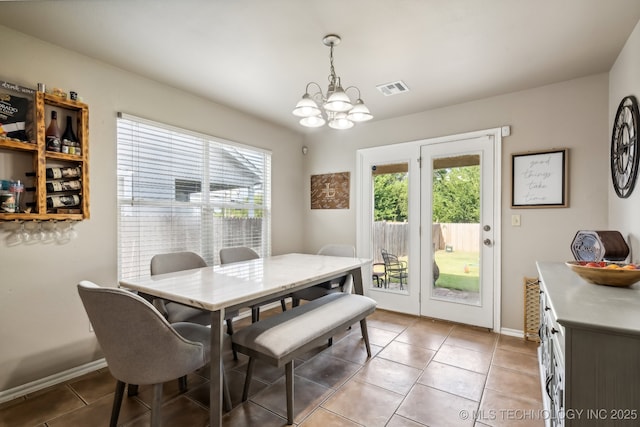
[117,113,271,279]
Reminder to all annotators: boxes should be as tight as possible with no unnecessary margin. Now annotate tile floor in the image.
[0,308,543,427]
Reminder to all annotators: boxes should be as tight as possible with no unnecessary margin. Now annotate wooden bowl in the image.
[566,261,640,287]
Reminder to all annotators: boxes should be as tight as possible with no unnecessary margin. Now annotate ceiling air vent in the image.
[376,80,409,96]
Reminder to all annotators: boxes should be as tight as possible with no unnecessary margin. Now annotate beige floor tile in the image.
[0,385,85,427]
[412,317,455,335]
[433,344,493,374]
[376,341,435,369]
[367,309,418,333]
[299,407,363,426]
[418,361,486,402]
[324,333,382,364]
[492,347,539,375]
[47,392,148,427]
[353,357,422,395]
[496,335,539,356]
[221,401,288,427]
[322,379,404,427]
[386,414,428,426]
[485,366,542,403]
[445,328,498,354]
[396,384,477,427]
[479,389,544,427]
[67,369,118,404]
[249,374,333,424]
[295,353,362,389]
[367,326,400,347]
[394,327,449,350]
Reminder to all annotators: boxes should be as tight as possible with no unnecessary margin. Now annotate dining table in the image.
[119,252,370,427]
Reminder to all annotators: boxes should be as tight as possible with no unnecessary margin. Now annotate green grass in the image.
[434,250,480,292]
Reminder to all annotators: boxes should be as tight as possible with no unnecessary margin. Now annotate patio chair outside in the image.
[381,249,408,290]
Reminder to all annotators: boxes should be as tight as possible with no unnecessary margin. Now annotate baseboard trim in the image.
[0,358,107,404]
[500,327,524,338]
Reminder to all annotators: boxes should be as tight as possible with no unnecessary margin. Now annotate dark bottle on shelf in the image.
[61,116,80,155]
[45,111,62,152]
[46,194,80,209]
[46,180,81,192]
[26,167,82,179]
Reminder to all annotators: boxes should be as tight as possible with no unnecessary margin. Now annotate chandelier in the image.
[292,34,373,129]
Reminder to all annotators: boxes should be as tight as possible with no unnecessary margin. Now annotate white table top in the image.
[119,253,370,312]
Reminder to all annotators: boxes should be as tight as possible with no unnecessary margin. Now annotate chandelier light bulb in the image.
[299,115,326,128]
[328,112,354,130]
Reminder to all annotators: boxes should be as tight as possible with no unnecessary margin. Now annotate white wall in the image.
[302,73,610,331]
[0,25,305,391]
[609,20,640,256]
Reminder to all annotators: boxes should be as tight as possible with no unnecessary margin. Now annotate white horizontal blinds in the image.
[208,141,271,263]
[117,113,271,279]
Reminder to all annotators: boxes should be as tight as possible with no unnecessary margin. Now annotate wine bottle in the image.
[47,194,80,209]
[45,111,62,152]
[46,167,81,179]
[46,180,81,192]
[61,116,79,155]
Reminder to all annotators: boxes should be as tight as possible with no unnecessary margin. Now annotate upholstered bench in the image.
[231,292,377,424]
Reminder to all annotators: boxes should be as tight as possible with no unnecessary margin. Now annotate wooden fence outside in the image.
[372,221,479,262]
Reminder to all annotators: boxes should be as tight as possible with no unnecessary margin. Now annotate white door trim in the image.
[356,128,502,332]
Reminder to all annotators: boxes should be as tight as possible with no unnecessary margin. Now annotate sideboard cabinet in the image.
[537,262,640,426]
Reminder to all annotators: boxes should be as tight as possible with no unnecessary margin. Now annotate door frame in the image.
[356,128,502,332]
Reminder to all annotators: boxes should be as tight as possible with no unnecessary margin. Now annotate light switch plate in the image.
[512,214,521,227]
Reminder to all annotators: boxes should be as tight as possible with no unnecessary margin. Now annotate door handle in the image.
[483,238,492,247]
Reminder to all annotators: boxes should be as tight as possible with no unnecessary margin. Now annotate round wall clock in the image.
[611,95,640,198]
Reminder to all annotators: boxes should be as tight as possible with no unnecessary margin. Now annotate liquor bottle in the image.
[26,167,82,179]
[46,180,81,192]
[45,111,62,152]
[61,116,79,155]
[46,194,80,209]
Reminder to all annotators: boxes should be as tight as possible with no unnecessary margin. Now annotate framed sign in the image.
[511,149,568,208]
[311,172,350,209]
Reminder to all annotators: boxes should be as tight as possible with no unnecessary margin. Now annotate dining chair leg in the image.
[110,380,126,427]
[285,361,294,425]
[178,375,187,392]
[280,298,287,312]
[150,383,163,427]
[292,297,301,307]
[223,375,232,412]
[242,358,256,401]
[226,319,238,360]
[127,383,138,396]
[251,307,260,323]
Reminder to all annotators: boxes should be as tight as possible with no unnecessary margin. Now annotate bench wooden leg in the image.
[360,318,372,357]
[242,358,256,401]
[285,361,294,425]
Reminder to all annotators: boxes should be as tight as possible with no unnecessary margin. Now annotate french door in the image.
[357,129,501,330]
[420,134,497,329]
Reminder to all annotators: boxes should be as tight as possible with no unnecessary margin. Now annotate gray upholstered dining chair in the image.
[291,244,356,307]
[77,280,231,427]
[219,246,288,322]
[150,251,239,360]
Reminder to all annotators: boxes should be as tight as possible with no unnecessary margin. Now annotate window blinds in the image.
[117,113,271,279]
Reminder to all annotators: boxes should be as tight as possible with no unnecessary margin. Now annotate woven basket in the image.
[524,277,540,342]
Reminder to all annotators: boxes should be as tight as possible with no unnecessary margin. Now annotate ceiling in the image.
[1,0,640,133]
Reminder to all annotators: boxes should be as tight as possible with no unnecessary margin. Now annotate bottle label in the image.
[48,195,80,208]
[46,136,61,152]
[49,180,81,192]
